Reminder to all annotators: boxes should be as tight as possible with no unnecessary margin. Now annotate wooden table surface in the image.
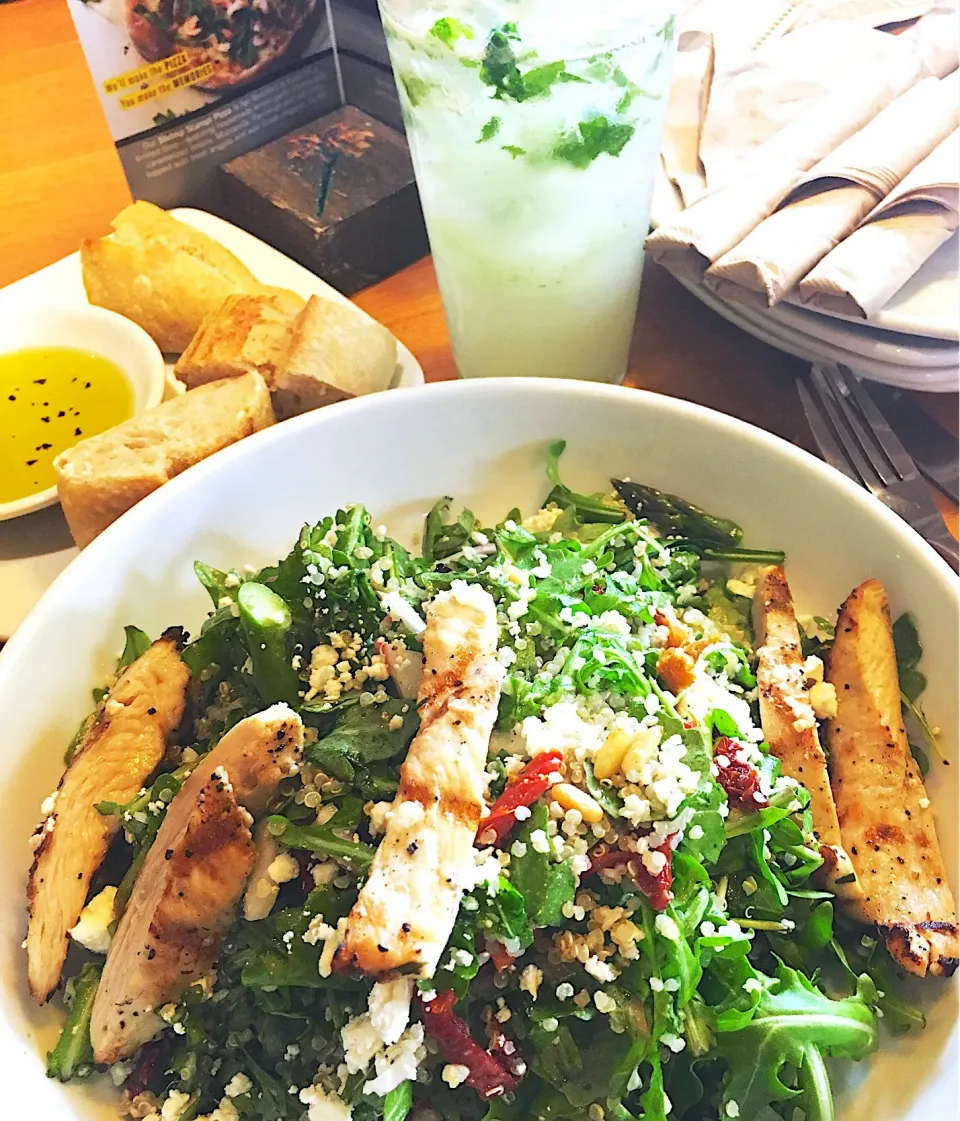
[2,0,957,542]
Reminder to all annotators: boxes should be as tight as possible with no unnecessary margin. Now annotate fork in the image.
[797,364,960,574]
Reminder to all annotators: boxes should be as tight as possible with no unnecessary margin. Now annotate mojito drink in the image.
[379,0,678,381]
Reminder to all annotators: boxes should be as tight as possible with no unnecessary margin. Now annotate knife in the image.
[866,382,959,504]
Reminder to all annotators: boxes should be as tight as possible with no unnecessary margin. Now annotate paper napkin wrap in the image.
[797,130,960,316]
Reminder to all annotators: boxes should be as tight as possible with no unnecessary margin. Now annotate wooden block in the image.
[218,105,428,295]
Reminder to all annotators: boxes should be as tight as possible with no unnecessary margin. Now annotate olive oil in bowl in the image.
[1,347,134,504]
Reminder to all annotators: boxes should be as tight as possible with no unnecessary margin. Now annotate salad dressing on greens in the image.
[0,346,132,504]
[37,443,941,1121]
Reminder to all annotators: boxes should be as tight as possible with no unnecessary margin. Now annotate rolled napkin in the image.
[797,130,959,317]
[702,73,959,308]
[645,34,923,282]
[660,27,714,207]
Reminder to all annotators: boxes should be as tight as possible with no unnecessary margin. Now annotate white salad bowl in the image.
[0,379,955,1119]
[0,305,166,522]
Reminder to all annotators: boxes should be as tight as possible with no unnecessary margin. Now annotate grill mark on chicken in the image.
[826,579,958,978]
[26,631,189,1003]
[90,704,303,1062]
[334,584,502,980]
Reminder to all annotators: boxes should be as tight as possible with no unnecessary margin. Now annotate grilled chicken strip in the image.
[826,579,958,978]
[335,582,503,979]
[27,629,189,1004]
[752,567,860,900]
[91,703,303,1063]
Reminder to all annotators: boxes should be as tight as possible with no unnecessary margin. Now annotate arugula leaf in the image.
[423,497,477,562]
[116,625,151,670]
[383,1081,413,1121]
[307,698,418,793]
[553,115,635,169]
[545,439,625,524]
[502,144,526,158]
[583,759,623,818]
[479,876,534,949]
[716,963,877,1119]
[266,809,375,868]
[510,804,576,926]
[892,612,942,766]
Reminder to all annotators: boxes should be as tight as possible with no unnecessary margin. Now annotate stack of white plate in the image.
[650,175,959,392]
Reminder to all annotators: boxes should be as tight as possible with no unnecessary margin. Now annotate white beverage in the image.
[378,0,678,381]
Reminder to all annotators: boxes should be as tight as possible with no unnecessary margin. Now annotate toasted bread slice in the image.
[272,293,397,417]
[81,202,260,352]
[174,287,306,389]
[54,372,276,547]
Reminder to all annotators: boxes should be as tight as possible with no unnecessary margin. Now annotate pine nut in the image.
[593,728,634,781]
[551,782,604,823]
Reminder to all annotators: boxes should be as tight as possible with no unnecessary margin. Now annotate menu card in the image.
[66,0,401,207]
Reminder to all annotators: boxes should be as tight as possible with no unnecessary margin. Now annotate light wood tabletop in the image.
[1,0,957,544]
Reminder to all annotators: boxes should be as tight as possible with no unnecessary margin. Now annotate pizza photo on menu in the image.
[126,0,321,89]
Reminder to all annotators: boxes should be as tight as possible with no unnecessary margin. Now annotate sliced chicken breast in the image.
[91,703,303,1062]
[752,566,860,900]
[335,582,503,979]
[27,629,189,1003]
[826,579,958,977]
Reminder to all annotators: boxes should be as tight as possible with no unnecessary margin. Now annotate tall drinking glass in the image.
[378,1,679,381]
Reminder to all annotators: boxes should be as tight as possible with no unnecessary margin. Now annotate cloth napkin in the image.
[701,74,959,308]
[797,130,960,316]
[646,34,924,282]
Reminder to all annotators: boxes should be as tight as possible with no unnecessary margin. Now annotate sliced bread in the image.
[174,287,306,388]
[81,201,260,352]
[54,371,276,548]
[271,293,397,417]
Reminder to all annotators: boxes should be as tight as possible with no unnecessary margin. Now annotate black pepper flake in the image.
[33,378,46,385]
[147,706,156,715]
[39,443,51,450]
[75,428,82,436]
[164,848,174,860]
[26,459,37,466]
[378,944,389,953]
[407,842,419,854]
[401,923,411,933]
[185,849,193,858]
[41,417,50,423]
[84,382,91,389]
[7,395,14,402]
[57,410,65,417]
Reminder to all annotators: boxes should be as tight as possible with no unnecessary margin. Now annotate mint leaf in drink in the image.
[480,25,574,103]
[478,116,501,142]
[502,145,526,158]
[399,72,431,107]
[553,115,636,169]
[429,16,475,47]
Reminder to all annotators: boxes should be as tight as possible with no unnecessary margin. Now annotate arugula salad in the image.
[34,443,945,1121]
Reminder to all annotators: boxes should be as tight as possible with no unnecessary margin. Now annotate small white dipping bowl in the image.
[0,306,166,522]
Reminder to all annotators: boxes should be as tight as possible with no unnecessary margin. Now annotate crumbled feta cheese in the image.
[362,1023,425,1097]
[654,914,680,941]
[808,680,838,720]
[520,700,605,760]
[162,1090,192,1121]
[224,1073,252,1098]
[68,886,117,954]
[442,1063,471,1088]
[584,956,616,983]
[725,1102,740,1118]
[299,1085,352,1121]
[368,978,413,1047]
[266,853,299,885]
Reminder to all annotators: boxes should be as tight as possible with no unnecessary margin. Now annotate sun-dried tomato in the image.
[714,736,768,810]
[476,750,564,847]
[587,836,675,911]
[419,991,521,1099]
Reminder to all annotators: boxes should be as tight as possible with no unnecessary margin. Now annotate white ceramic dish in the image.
[0,306,166,522]
[674,272,960,392]
[0,379,956,1120]
[0,208,425,639]
[650,168,960,344]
